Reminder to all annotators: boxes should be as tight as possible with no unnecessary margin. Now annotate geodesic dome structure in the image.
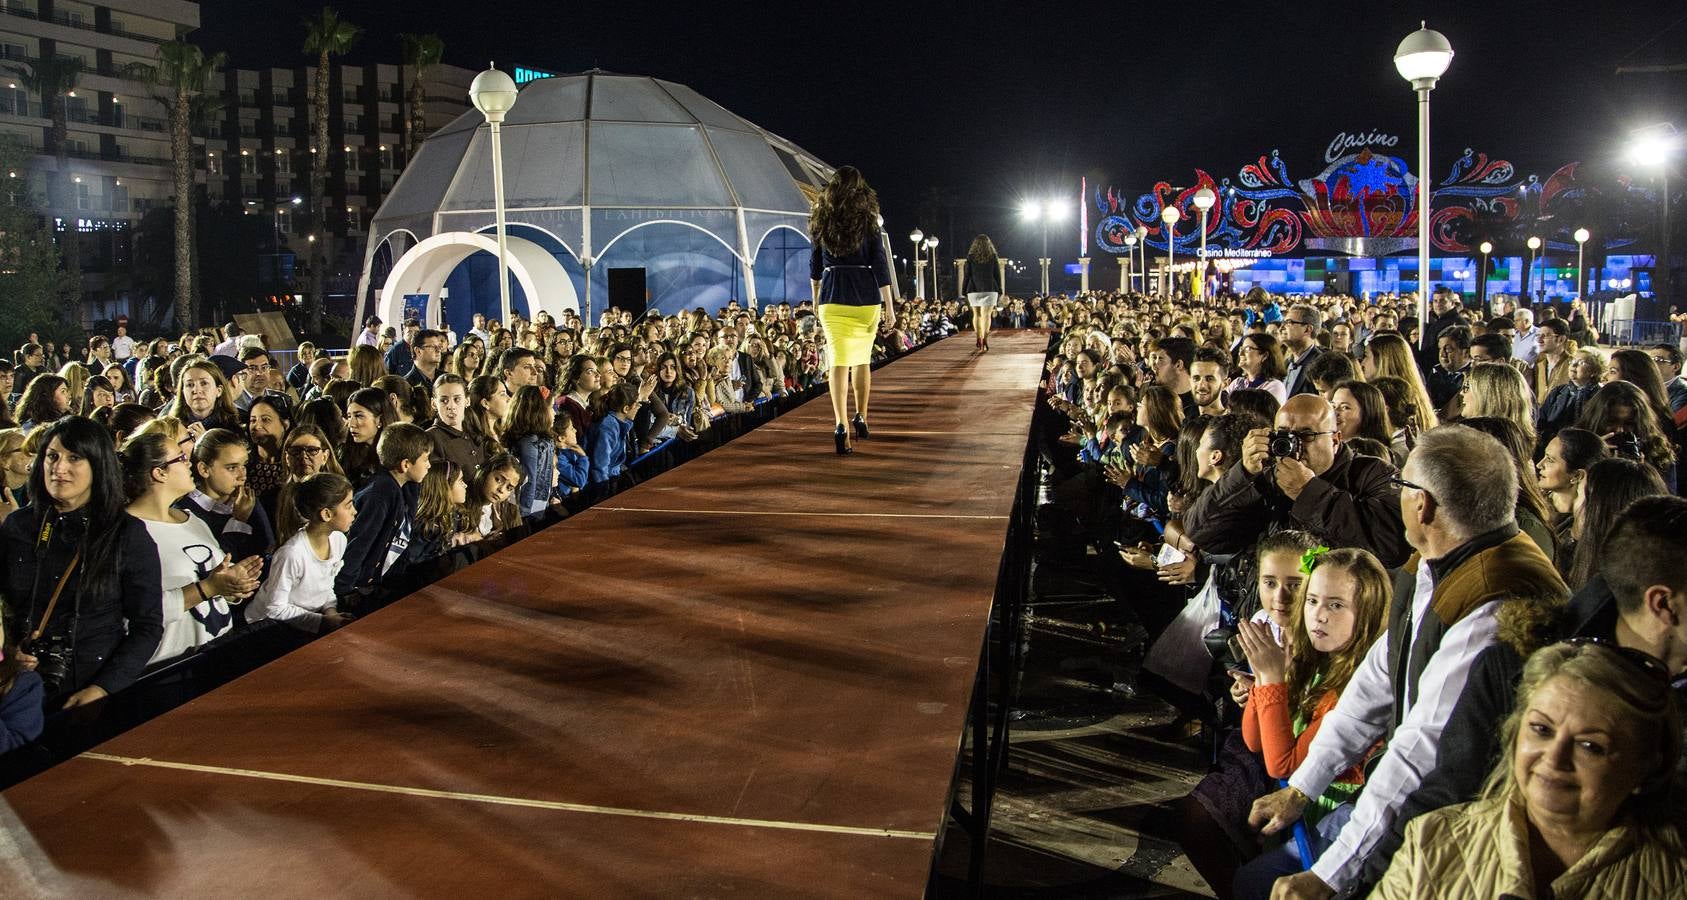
[354,70,833,335]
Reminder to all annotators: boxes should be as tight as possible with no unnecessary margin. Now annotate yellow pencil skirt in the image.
[819,303,881,369]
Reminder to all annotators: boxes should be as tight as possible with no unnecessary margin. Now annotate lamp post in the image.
[1395,22,1454,351]
[1525,235,1542,306]
[1160,206,1181,298]
[1630,124,1678,302]
[1135,225,1149,295]
[470,63,519,325]
[1574,228,1590,300]
[1478,240,1493,317]
[927,235,939,300]
[1191,187,1216,300]
[909,229,924,299]
[1123,234,1138,291]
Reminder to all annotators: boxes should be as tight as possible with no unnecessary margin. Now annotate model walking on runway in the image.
[962,234,1002,351]
[809,166,897,455]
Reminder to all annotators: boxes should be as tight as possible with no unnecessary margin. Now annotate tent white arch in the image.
[377,231,579,328]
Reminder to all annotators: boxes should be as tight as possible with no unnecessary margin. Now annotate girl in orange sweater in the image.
[1234,546,1390,881]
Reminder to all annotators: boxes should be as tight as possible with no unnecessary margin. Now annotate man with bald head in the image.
[1184,394,1409,567]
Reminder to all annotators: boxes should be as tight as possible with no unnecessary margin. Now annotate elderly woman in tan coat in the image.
[1372,641,1687,899]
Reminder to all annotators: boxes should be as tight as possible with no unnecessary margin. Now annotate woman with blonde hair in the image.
[1460,362,1537,449]
[808,165,896,455]
[1373,641,1685,898]
[962,234,1003,351]
[1362,333,1440,433]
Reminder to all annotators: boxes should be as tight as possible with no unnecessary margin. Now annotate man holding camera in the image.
[1184,395,1409,568]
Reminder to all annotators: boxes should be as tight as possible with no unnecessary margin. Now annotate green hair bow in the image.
[1299,545,1331,576]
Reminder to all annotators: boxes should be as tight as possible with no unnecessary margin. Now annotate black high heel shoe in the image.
[834,424,852,455]
[851,414,869,440]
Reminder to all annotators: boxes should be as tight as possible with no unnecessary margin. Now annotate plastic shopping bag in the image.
[1142,567,1223,694]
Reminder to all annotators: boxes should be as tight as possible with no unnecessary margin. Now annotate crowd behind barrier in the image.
[6,279,1687,898]
[0,295,1004,783]
[1028,284,1687,899]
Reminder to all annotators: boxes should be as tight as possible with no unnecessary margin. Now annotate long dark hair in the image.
[809,165,880,256]
[967,234,998,265]
[17,374,68,425]
[28,416,129,601]
[1607,349,1673,421]
[1567,458,1667,589]
[1577,381,1675,476]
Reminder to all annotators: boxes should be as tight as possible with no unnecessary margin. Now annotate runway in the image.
[0,332,1049,898]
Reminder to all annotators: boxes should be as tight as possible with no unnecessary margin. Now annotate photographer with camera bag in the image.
[1,417,163,711]
[1184,395,1410,569]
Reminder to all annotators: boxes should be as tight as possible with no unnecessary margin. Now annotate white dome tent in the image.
[354,70,833,335]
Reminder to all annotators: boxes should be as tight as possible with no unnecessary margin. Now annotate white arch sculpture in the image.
[377,231,579,328]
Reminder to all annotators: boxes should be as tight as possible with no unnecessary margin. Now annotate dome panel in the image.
[378,127,475,219]
[587,123,732,208]
[705,127,807,212]
[653,80,755,131]
[591,75,693,123]
[503,74,589,126]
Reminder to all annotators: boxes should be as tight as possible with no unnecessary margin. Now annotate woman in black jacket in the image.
[2,416,163,709]
[962,234,1003,351]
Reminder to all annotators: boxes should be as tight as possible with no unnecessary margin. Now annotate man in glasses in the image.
[1184,394,1408,569]
[1343,494,1687,892]
[1246,426,1567,900]
[405,328,447,408]
[1280,304,1325,398]
[1649,344,1687,415]
[1426,325,1472,420]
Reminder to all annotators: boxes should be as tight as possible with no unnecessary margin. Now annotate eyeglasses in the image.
[1389,473,1429,493]
[157,453,189,470]
[287,445,326,458]
[1563,637,1671,682]
[1650,357,1673,367]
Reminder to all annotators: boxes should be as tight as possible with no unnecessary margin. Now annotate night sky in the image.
[197,0,1684,273]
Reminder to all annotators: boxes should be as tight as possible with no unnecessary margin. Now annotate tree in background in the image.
[124,41,226,332]
[0,136,80,351]
[303,7,360,338]
[399,33,444,165]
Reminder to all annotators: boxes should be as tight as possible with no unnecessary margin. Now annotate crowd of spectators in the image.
[1033,284,1687,898]
[0,295,968,764]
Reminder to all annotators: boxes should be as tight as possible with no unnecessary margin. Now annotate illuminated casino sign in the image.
[1093,132,1655,259]
[513,66,556,85]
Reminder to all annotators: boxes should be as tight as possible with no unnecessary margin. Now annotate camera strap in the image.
[28,549,82,643]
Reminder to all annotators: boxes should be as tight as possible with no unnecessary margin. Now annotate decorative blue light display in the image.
[513,66,556,86]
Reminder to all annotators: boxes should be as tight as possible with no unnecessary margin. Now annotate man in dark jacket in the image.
[1417,287,1463,372]
[1280,305,1325,398]
[336,424,429,607]
[1352,494,1687,887]
[1183,394,1410,568]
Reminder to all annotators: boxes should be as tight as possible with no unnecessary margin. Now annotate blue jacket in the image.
[0,670,44,753]
[336,472,418,596]
[588,414,637,485]
[511,433,556,518]
[557,447,589,493]
[809,231,893,307]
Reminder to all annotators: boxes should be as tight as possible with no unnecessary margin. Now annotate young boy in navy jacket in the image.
[336,422,431,608]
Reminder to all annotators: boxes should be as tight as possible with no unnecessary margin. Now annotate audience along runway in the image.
[0,333,1048,898]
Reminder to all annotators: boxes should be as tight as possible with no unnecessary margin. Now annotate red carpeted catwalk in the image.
[0,333,1047,898]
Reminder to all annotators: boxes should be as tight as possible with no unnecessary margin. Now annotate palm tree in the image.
[123,41,225,332]
[303,7,360,336]
[399,33,444,164]
[5,55,83,287]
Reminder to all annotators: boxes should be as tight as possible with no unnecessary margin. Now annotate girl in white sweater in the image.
[249,472,356,633]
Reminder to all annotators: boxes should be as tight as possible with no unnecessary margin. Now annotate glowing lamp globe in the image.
[1191,188,1217,212]
[469,65,519,124]
[1394,24,1453,90]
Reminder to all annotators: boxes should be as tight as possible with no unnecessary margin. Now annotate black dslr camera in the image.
[1611,432,1643,461]
[1267,429,1305,459]
[21,632,73,696]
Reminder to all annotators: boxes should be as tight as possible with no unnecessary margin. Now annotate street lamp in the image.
[1191,187,1216,299]
[1160,206,1181,298]
[909,228,924,298]
[1395,21,1454,350]
[1022,198,1070,294]
[1526,235,1542,305]
[1629,124,1678,302]
[1135,225,1149,295]
[470,63,519,325]
[1478,240,1493,316]
[1124,234,1138,291]
[1574,228,1590,300]
[927,235,939,300]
